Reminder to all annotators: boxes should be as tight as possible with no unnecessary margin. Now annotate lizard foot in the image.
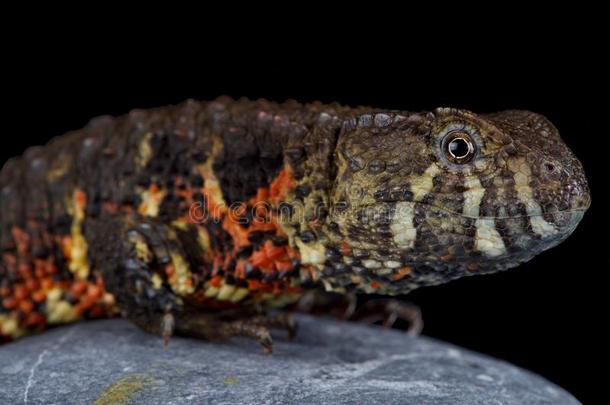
[217,319,274,354]
[173,310,299,354]
[249,312,298,341]
[351,299,423,336]
[297,290,357,319]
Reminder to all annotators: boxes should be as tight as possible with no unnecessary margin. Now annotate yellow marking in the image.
[509,157,557,237]
[529,216,557,237]
[409,163,440,201]
[47,287,63,302]
[94,374,152,405]
[0,314,25,339]
[46,155,70,182]
[151,273,163,289]
[391,202,416,248]
[384,260,402,268]
[462,176,485,218]
[229,287,249,303]
[135,132,153,168]
[362,259,381,269]
[295,239,326,265]
[45,287,78,324]
[204,285,219,298]
[47,300,78,324]
[167,253,194,296]
[217,284,236,301]
[134,239,150,262]
[196,137,228,216]
[475,218,506,257]
[224,376,240,385]
[197,227,211,255]
[66,189,90,280]
[103,293,116,307]
[138,187,167,217]
[170,219,189,230]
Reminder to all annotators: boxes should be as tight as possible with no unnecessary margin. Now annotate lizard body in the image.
[0,98,590,347]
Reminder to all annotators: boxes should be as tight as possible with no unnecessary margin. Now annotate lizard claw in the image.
[162,312,175,349]
[351,299,423,336]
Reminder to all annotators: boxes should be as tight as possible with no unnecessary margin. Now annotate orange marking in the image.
[370,281,381,289]
[209,275,223,288]
[41,277,54,290]
[263,241,284,260]
[269,166,295,204]
[75,190,87,210]
[393,266,413,281]
[250,251,269,268]
[19,300,34,315]
[340,243,351,256]
[61,236,73,260]
[222,219,250,247]
[275,260,293,273]
[71,280,88,297]
[76,296,96,314]
[165,264,176,277]
[14,285,28,301]
[19,264,33,278]
[24,312,45,327]
[25,279,40,292]
[192,166,303,305]
[32,291,46,303]
[2,297,17,309]
[87,284,103,300]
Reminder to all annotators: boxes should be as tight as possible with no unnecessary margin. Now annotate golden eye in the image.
[442,131,476,163]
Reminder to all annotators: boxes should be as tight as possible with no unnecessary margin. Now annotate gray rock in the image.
[0,314,578,405]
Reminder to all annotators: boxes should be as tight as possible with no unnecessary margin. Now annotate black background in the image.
[2,25,607,403]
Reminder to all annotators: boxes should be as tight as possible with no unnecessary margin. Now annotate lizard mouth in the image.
[468,207,589,221]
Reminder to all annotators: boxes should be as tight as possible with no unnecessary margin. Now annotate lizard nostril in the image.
[543,162,556,173]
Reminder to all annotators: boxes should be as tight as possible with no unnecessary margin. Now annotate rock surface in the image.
[0,314,578,404]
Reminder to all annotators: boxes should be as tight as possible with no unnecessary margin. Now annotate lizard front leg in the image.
[85,215,292,352]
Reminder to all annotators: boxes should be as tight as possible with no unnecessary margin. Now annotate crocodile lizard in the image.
[0,97,591,351]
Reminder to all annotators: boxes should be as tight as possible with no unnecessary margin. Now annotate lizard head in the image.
[323,108,590,294]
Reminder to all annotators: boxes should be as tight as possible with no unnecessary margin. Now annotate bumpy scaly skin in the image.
[0,98,590,344]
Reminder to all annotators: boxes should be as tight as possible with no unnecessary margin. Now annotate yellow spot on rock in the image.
[95,374,152,405]
[224,376,240,385]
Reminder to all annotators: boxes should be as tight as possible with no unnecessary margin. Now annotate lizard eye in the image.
[442,131,476,164]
